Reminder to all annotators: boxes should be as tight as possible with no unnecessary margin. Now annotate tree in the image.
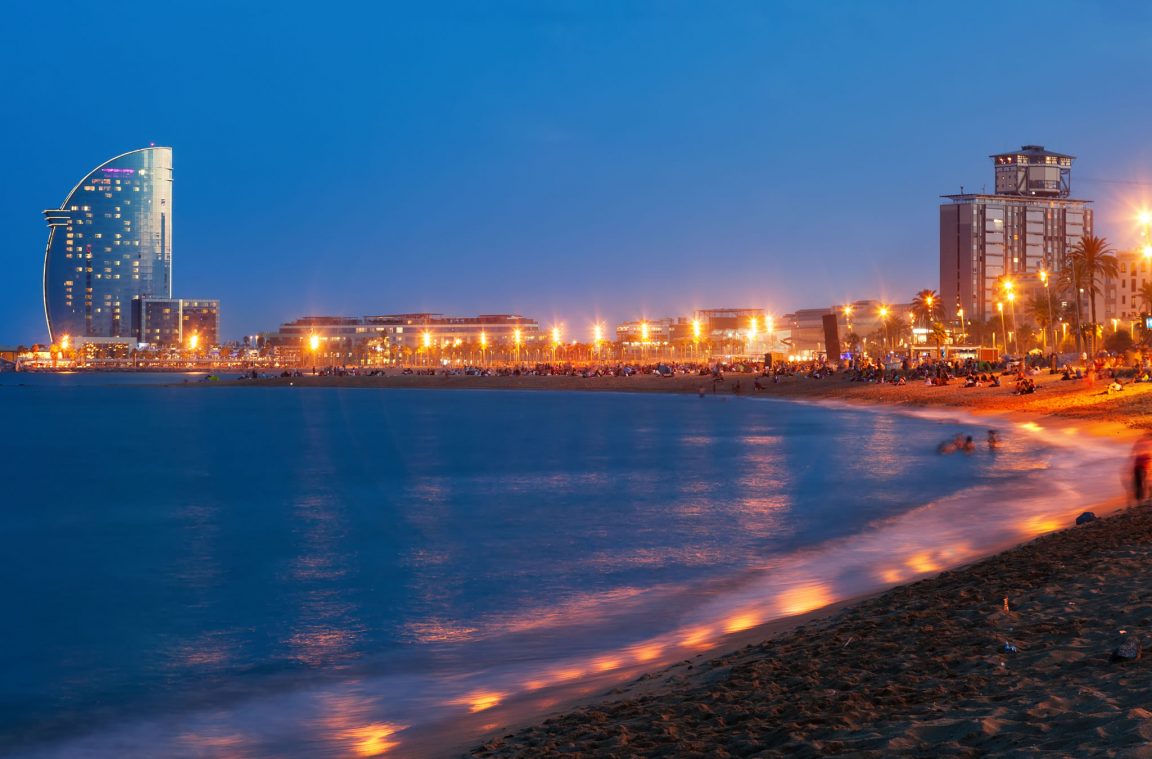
[842,331,861,356]
[910,289,939,327]
[1104,329,1134,354]
[1025,292,1055,350]
[1136,281,1152,313]
[930,322,948,356]
[1069,234,1118,354]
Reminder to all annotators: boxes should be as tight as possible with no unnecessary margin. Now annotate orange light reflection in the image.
[344,722,404,757]
[724,612,761,634]
[450,689,507,713]
[776,582,833,616]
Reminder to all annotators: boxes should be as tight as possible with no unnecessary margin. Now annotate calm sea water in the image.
[0,375,1125,757]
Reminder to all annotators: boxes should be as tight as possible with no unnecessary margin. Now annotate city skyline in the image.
[5,1,1152,344]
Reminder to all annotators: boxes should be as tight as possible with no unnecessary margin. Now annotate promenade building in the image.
[940,145,1092,325]
[42,146,222,346]
[133,297,220,347]
[782,300,914,357]
[268,313,541,364]
[614,318,677,346]
[1106,250,1150,328]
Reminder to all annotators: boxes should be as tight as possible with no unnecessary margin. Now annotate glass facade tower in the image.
[43,147,173,342]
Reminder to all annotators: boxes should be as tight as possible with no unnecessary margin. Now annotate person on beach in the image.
[987,429,1000,450]
[1132,434,1152,505]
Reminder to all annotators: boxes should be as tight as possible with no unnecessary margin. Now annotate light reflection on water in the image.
[0,388,1128,757]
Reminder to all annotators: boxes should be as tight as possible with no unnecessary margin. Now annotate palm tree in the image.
[930,322,948,357]
[1025,292,1054,350]
[1137,281,1152,312]
[1069,234,1118,354]
[910,289,939,327]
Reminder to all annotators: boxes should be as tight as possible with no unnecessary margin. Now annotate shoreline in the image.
[193,369,1152,754]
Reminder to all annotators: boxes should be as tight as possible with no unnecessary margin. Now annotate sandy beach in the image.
[225,368,1152,755]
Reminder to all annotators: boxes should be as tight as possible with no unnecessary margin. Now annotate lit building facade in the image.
[43,147,173,343]
[268,313,542,364]
[133,297,220,347]
[940,145,1092,325]
[1105,250,1150,328]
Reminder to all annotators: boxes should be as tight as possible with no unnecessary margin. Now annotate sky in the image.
[3,0,1152,344]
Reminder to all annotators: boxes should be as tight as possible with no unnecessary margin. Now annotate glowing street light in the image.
[551,326,562,363]
[60,334,70,351]
[1006,291,1019,355]
[188,332,200,351]
[593,323,604,361]
[307,332,320,373]
[996,301,1008,356]
[479,330,488,366]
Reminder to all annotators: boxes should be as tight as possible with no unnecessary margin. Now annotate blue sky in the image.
[3,0,1152,344]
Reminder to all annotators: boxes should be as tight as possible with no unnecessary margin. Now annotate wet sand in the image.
[228,369,1152,756]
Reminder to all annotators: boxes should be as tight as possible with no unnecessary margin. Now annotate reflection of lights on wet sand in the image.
[1018,421,1043,433]
[724,612,761,634]
[320,693,406,757]
[452,690,507,713]
[1018,515,1063,537]
[593,657,622,672]
[680,625,714,649]
[905,551,942,574]
[628,642,664,662]
[344,722,404,756]
[776,583,833,616]
[550,667,586,682]
[880,568,905,583]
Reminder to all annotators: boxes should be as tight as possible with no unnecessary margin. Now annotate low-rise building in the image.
[267,313,542,365]
[133,297,220,347]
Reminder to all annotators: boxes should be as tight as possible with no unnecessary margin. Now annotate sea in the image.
[0,372,1128,757]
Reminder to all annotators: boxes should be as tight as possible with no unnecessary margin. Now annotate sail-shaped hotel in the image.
[42,147,218,346]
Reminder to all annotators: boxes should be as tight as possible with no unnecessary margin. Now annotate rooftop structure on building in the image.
[940,145,1092,324]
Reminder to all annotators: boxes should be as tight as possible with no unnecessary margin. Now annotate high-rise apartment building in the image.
[43,147,173,343]
[940,145,1092,324]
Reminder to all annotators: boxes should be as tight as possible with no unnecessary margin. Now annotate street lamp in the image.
[1007,291,1019,356]
[479,330,488,367]
[309,332,320,373]
[551,326,561,363]
[513,327,522,365]
[593,323,603,362]
[691,318,702,362]
[1039,269,1054,354]
[878,305,890,352]
[996,302,1008,357]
